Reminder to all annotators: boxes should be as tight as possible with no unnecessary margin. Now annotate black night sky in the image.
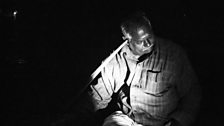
[1,0,224,126]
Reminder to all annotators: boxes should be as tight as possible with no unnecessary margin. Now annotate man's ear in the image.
[121,26,132,40]
[122,36,127,40]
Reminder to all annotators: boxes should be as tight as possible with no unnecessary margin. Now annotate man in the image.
[76,11,201,126]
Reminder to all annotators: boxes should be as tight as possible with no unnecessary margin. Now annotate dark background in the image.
[1,0,223,126]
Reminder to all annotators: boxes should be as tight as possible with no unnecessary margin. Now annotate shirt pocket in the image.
[143,70,173,95]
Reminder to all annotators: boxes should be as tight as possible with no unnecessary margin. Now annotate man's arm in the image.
[74,64,115,126]
[169,50,202,126]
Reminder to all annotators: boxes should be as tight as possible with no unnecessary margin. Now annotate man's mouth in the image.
[142,44,152,51]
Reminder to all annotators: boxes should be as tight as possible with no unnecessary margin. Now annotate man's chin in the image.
[137,50,150,57]
[132,47,152,56]
[142,48,152,53]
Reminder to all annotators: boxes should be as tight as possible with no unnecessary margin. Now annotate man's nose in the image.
[143,40,150,47]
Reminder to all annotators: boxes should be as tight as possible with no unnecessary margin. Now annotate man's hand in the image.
[165,119,182,126]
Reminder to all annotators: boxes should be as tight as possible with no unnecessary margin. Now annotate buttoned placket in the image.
[126,61,142,119]
[126,62,138,86]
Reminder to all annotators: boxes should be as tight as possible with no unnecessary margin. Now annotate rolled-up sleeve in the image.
[73,63,116,126]
[88,63,115,112]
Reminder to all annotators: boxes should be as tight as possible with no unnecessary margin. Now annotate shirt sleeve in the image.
[170,49,202,126]
[72,63,116,126]
[88,62,115,112]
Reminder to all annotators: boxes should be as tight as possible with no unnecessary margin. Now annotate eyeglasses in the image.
[136,38,152,47]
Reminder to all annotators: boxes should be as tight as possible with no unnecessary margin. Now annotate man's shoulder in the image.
[157,37,180,48]
[156,37,189,63]
[157,37,186,54]
[104,45,128,68]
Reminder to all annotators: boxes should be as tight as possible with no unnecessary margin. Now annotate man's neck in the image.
[128,45,155,63]
[127,46,141,60]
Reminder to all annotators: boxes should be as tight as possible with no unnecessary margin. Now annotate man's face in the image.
[129,29,155,56]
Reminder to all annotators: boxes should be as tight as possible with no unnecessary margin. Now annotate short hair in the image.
[120,11,152,38]
[120,11,152,40]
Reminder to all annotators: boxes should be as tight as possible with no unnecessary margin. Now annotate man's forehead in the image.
[139,33,149,40]
[138,29,145,36]
[137,26,151,34]
[136,27,152,40]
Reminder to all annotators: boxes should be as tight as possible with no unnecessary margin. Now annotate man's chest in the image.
[126,58,177,95]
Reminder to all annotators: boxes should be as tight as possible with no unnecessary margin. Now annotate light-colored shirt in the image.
[88,38,201,126]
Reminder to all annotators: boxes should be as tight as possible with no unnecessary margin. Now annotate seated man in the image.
[76,11,201,126]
